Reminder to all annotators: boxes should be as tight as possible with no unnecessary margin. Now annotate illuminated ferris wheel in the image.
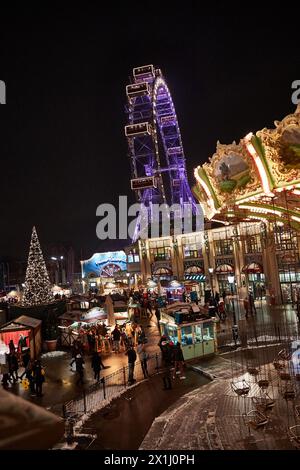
[124,65,197,237]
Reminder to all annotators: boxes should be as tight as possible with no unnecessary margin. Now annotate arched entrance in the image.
[242,263,265,299]
[215,264,234,294]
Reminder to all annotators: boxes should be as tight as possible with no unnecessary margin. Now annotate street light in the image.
[208,267,214,299]
[228,274,238,344]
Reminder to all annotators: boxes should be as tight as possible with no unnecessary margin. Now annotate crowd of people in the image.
[1,341,45,397]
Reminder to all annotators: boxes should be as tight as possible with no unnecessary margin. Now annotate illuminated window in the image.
[149,239,171,262]
[182,234,202,259]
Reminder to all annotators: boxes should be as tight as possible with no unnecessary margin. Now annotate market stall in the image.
[58,307,106,347]
[159,303,217,360]
[166,280,184,302]
[0,315,42,360]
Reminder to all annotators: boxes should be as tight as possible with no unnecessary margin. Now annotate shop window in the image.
[194,324,203,343]
[181,325,193,346]
[202,322,214,340]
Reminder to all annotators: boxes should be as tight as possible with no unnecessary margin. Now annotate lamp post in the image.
[228,274,238,345]
[51,256,64,285]
[208,267,214,299]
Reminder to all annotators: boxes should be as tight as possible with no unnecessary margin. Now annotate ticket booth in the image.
[159,309,217,360]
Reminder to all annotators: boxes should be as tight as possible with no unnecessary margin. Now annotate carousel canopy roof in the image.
[193,105,300,231]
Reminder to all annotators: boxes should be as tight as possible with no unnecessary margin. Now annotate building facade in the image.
[138,105,300,304]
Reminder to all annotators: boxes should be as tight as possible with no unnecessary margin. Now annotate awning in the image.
[242,262,263,274]
[185,265,204,274]
[215,264,234,274]
[153,267,173,276]
[184,274,206,282]
[168,280,183,289]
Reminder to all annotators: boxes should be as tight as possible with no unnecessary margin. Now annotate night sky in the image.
[1,9,299,260]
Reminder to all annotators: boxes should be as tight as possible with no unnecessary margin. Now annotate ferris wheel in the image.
[124,65,197,237]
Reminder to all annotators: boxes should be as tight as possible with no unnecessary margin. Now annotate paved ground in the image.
[140,350,300,450]
[5,315,162,416]
[80,369,210,450]
[219,300,298,332]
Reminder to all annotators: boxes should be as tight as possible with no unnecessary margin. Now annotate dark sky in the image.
[1,9,299,260]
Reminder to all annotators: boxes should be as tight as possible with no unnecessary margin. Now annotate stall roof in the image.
[0,315,42,332]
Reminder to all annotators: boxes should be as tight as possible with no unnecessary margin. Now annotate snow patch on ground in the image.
[41,350,67,359]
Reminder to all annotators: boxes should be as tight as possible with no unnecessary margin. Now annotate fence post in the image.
[100,377,106,399]
[83,390,87,414]
[123,367,126,387]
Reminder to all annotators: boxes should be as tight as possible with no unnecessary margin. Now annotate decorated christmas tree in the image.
[22,226,53,306]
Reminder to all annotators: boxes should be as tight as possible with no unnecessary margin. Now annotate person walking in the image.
[112,325,121,353]
[243,297,249,318]
[173,342,186,379]
[19,348,31,381]
[160,340,173,390]
[91,351,102,382]
[32,360,45,397]
[8,339,15,355]
[296,297,300,323]
[125,345,137,385]
[155,305,161,325]
[137,341,148,378]
[75,354,85,386]
[9,352,19,382]
[1,354,11,389]
[137,324,146,344]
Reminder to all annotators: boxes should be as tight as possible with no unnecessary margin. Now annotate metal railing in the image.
[62,353,161,421]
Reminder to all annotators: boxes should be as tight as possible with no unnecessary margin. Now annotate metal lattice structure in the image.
[125,65,197,239]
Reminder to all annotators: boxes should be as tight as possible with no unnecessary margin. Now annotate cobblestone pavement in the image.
[140,352,300,450]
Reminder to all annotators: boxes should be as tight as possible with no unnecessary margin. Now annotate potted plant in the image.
[44,319,59,352]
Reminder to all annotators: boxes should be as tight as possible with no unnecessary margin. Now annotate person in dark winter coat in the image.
[160,340,173,390]
[9,353,19,382]
[32,360,45,397]
[19,349,31,380]
[8,340,15,355]
[173,342,186,379]
[75,354,85,385]
[155,306,161,325]
[91,351,104,381]
[112,325,121,353]
[137,341,148,378]
[125,345,137,385]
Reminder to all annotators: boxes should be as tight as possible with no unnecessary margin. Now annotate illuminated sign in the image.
[81,251,127,278]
